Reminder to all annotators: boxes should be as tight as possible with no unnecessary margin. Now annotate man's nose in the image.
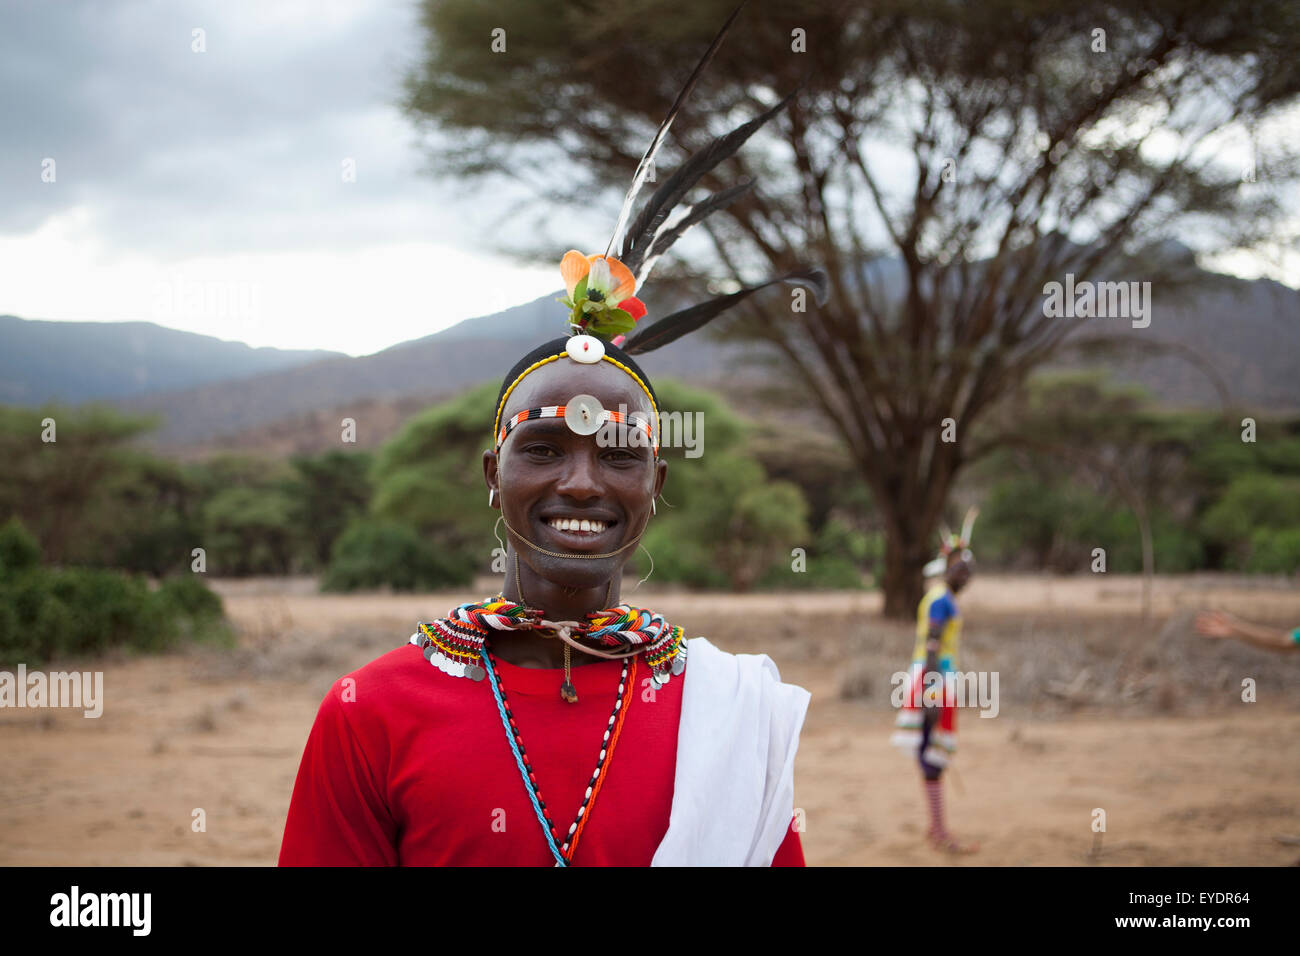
[554,448,602,499]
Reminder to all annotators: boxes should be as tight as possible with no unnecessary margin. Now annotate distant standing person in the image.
[891,508,980,854]
[1196,610,1300,652]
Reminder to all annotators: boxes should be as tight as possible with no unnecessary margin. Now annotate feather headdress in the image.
[923,507,980,578]
[556,0,828,354]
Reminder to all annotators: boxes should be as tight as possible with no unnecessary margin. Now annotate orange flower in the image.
[560,249,636,303]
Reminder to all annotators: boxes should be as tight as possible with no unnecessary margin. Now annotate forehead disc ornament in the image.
[564,394,606,436]
[566,334,605,364]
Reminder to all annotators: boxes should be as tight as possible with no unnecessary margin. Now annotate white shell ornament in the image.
[566,334,605,364]
[564,394,606,436]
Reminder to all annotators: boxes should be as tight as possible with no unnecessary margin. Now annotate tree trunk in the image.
[879,503,933,619]
[872,434,959,619]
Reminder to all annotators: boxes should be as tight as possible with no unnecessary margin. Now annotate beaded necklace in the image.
[410,570,686,700]
[487,567,629,864]
[480,643,636,866]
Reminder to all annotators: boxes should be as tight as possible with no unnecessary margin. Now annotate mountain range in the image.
[1,263,1296,456]
[0,316,342,405]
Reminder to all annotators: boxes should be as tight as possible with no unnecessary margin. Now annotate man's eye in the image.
[525,445,560,457]
[604,449,638,462]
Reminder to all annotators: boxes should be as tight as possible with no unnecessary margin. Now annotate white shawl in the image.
[651,637,811,866]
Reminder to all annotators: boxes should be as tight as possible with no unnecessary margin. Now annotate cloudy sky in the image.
[2,1,1296,358]
[0,0,570,356]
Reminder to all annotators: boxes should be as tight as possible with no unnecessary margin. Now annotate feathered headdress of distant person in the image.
[549,0,827,356]
[923,507,980,578]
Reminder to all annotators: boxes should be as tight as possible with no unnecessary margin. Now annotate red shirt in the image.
[279,643,805,866]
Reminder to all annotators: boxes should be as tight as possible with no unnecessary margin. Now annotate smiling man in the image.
[279,5,824,865]
[278,330,811,866]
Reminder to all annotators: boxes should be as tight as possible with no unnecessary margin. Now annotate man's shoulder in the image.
[339,642,425,687]
[318,642,441,723]
[925,586,957,615]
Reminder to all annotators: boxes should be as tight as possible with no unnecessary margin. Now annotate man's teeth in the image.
[546,517,609,533]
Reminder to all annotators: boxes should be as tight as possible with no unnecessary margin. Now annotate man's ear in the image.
[652,457,668,500]
[483,449,501,508]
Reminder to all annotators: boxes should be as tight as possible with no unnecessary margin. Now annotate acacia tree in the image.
[404,0,1299,615]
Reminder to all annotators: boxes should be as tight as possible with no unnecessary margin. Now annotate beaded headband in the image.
[496,399,658,457]
[492,342,661,459]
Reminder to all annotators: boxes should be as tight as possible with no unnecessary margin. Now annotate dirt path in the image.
[2,576,1297,866]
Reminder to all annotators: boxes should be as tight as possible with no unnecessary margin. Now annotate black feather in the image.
[620,90,795,279]
[621,268,828,355]
[632,180,753,286]
[604,1,749,260]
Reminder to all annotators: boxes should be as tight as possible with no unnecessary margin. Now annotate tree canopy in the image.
[405,0,1300,614]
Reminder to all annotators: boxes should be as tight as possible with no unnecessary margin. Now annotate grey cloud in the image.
[0,0,477,257]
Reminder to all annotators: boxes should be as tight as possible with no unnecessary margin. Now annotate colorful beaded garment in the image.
[407,597,687,689]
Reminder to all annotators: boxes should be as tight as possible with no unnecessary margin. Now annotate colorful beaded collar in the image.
[408,597,687,691]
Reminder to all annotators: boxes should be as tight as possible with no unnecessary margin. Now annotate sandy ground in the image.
[2,574,1298,866]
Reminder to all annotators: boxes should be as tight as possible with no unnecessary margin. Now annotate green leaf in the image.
[592,309,636,337]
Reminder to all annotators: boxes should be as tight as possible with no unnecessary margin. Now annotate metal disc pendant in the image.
[466,663,486,682]
[564,394,605,436]
[566,334,605,364]
[423,645,435,661]
[671,654,686,676]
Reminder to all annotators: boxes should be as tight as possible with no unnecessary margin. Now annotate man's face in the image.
[484,358,667,590]
[946,557,972,593]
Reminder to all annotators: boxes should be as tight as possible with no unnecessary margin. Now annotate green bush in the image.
[156,574,225,620]
[0,519,230,664]
[202,485,298,575]
[46,567,170,657]
[756,517,872,589]
[1203,473,1300,569]
[0,517,41,579]
[369,382,500,578]
[636,529,729,589]
[322,521,474,592]
[2,567,155,664]
[1246,527,1300,575]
